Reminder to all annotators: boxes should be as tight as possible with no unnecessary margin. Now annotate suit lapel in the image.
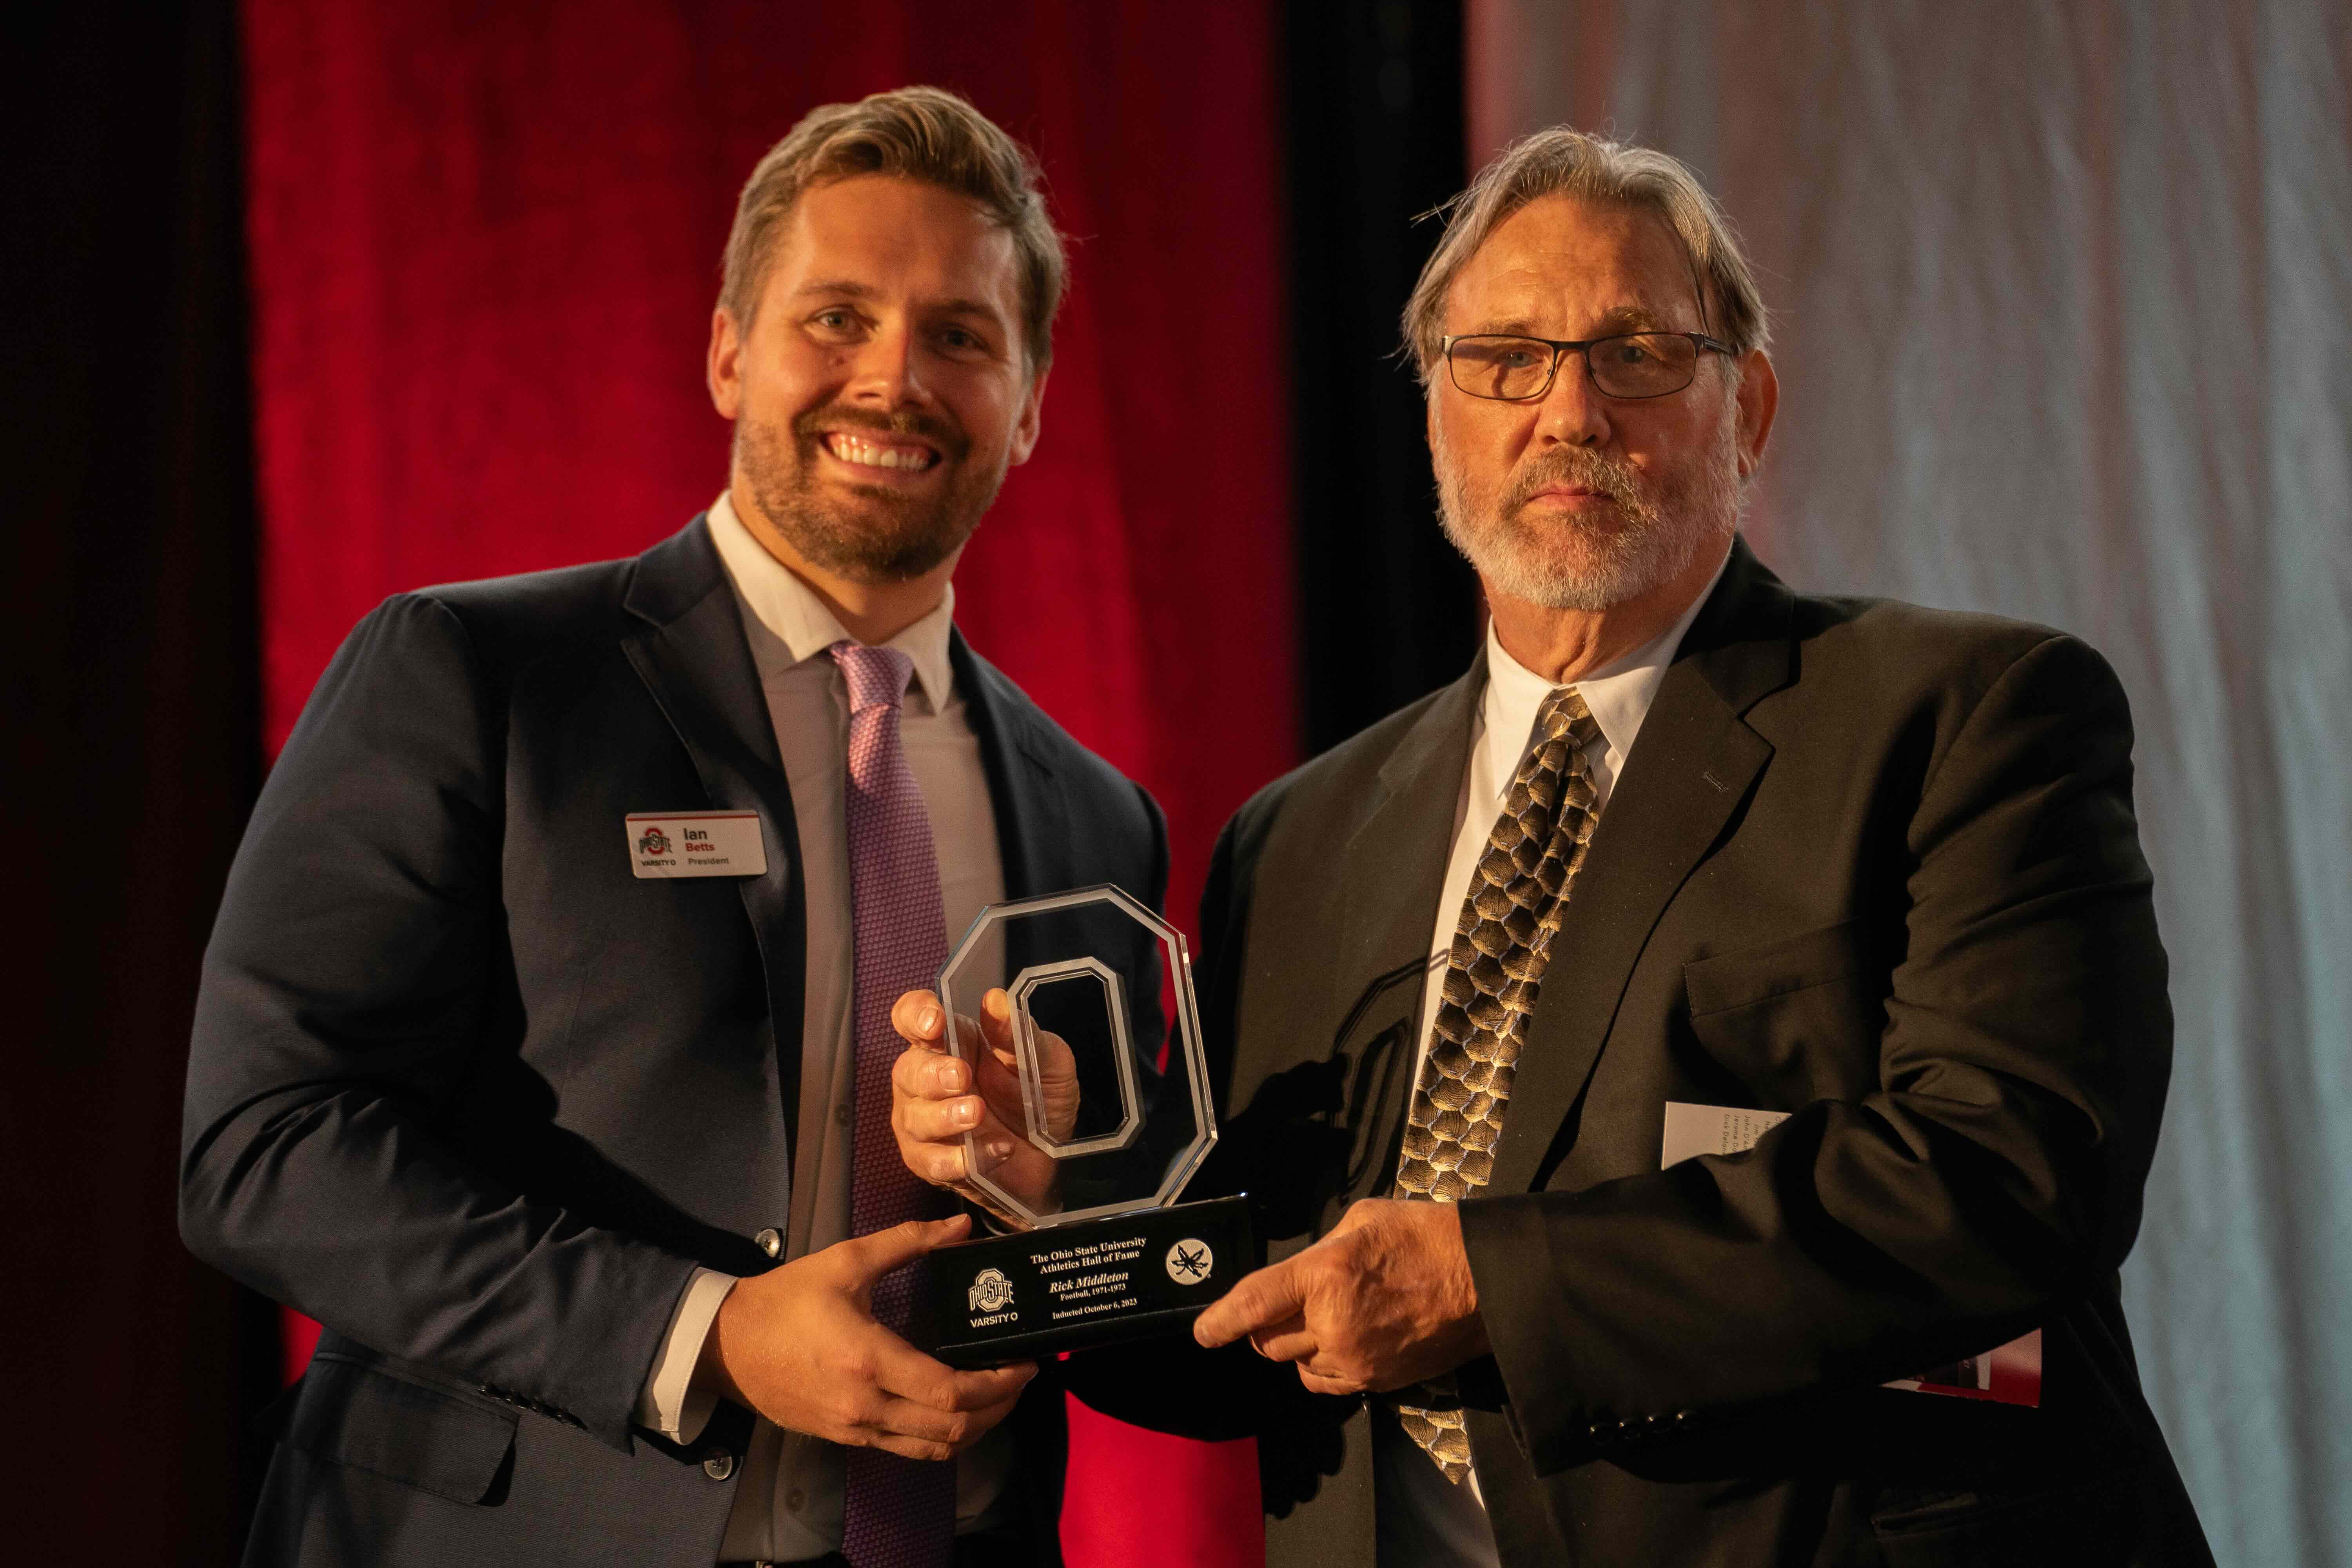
[1316,665,1485,1208]
[1486,540,1796,1194]
[620,518,810,1139]
[1334,664,1484,1002]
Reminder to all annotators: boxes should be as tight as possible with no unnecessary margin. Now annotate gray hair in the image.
[720,86,1067,374]
[1401,128,1769,384]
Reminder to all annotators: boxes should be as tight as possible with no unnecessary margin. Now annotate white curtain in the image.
[1465,4,2352,1563]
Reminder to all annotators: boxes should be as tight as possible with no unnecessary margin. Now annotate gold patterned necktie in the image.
[1393,685,1603,1483]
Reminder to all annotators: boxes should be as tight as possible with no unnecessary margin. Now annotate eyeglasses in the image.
[1440,331,1735,402]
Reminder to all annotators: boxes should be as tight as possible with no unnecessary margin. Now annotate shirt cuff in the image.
[633,1267,737,1444]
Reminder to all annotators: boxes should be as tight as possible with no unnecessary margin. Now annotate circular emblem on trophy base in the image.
[967,1267,1015,1316]
[1165,1239,1213,1285]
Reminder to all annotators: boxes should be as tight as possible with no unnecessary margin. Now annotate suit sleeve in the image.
[180,594,702,1453]
[1460,633,2174,1475]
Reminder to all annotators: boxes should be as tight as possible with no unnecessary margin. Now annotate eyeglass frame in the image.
[1437,329,1738,403]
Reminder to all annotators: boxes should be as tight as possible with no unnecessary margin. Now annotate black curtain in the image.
[3,1,276,1559]
[1284,0,1478,755]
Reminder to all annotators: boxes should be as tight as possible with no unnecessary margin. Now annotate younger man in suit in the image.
[184,87,1161,1567]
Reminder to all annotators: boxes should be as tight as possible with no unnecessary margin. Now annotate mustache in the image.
[1502,445,1651,518]
[793,402,969,459]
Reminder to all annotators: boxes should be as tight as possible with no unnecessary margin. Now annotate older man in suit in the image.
[182,88,1162,1567]
[895,129,2212,1566]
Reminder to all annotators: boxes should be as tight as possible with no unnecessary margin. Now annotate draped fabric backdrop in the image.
[1468,4,2352,1564]
[8,4,275,1561]
[239,3,1288,1563]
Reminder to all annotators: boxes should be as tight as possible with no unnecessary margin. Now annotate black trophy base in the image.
[915,1194,1256,1369]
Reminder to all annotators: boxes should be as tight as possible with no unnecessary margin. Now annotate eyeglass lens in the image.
[1448,333,1701,400]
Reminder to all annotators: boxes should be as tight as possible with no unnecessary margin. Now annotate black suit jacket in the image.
[1074,539,2210,1567]
[182,517,1167,1567]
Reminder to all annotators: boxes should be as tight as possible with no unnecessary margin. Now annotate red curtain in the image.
[240,3,1292,1563]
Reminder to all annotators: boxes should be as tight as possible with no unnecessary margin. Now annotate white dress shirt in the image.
[633,492,1012,1562]
[1376,546,1730,1568]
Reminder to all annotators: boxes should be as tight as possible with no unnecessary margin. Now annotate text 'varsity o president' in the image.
[182,88,1166,1568]
[894,130,2212,1567]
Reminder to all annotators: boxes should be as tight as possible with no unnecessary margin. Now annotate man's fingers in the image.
[1298,1366,1366,1398]
[893,1044,960,1101]
[891,995,991,1100]
[862,1393,974,1448]
[898,1089,987,1144]
[843,1214,971,1282]
[1248,1315,1316,1364]
[938,1363,1037,1412]
[903,1133,1021,1190]
[901,1138,970,1187]
[891,989,949,1047]
[893,1034,985,1105]
[893,1089,1024,1189]
[873,1330,1036,1412]
[1193,1258,1307,1347]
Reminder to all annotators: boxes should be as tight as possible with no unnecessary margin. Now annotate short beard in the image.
[1434,392,1743,612]
[735,399,1005,584]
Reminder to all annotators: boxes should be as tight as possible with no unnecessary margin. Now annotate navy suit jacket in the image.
[183,517,1166,1566]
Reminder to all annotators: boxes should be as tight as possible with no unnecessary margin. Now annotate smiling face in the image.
[710,174,1044,584]
[1427,195,1774,613]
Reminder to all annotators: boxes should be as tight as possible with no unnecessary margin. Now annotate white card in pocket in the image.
[1660,1100,2041,1407]
[1661,1100,1789,1167]
[626,811,768,879]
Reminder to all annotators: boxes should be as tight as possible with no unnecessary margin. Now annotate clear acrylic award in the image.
[913,885,1253,1367]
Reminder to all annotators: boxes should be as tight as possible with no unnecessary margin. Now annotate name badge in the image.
[626,811,768,879]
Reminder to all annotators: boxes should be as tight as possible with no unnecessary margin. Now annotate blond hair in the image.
[720,86,1066,373]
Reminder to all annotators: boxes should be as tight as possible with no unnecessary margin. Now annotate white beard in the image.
[1433,393,1744,612]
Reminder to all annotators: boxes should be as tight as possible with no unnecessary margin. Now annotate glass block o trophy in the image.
[914,885,1254,1368]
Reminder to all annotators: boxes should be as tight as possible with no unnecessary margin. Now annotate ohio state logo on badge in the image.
[636,825,672,856]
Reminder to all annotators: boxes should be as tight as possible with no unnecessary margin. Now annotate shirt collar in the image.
[1477,541,1733,796]
[706,490,957,712]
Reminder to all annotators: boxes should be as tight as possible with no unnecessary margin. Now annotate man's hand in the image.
[696,1214,1035,1460]
[1191,1198,1490,1396]
[890,988,1076,1224]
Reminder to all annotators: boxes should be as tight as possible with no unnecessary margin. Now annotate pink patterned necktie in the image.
[831,641,955,1568]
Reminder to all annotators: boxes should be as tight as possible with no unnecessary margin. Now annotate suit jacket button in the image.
[702,1449,736,1481]
[755,1228,783,1259]
[1674,1409,1697,1428]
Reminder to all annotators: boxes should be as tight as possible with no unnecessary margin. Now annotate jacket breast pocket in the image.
[1680,918,1886,1105]
[281,1353,519,1505]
